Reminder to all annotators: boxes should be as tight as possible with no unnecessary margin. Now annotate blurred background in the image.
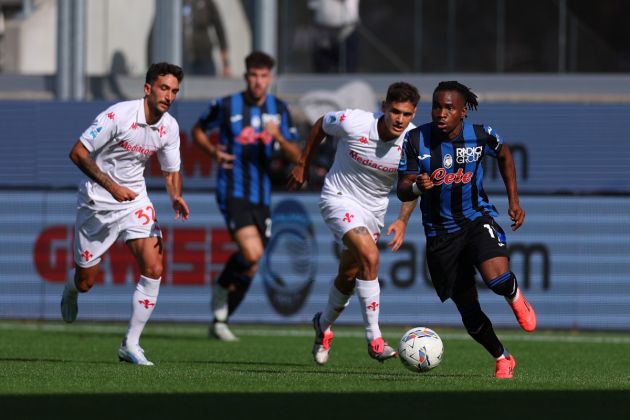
[0,0,629,330]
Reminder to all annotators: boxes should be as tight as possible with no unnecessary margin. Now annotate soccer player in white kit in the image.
[60,63,190,366]
[288,82,420,364]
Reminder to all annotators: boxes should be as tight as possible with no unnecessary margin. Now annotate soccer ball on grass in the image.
[398,327,444,373]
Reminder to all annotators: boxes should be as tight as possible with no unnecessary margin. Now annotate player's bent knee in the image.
[142,263,163,279]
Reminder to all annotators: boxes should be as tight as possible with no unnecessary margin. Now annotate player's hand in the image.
[172,196,190,221]
[508,203,525,231]
[110,185,138,202]
[415,173,434,193]
[287,163,307,191]
[213,145,236,169]
[264,122,281,140]
[385,219,406,252]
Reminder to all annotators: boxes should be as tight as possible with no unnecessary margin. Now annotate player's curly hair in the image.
[245,51,275,70]
[433,81,478,111]
[145,62,184,84]
[386,82,420,106]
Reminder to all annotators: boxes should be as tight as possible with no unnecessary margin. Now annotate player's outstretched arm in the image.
[191,122,235,169]
[163,171,189,221]
[496,142,525,230]
[69,140,137,202]
[288,117,327,191]
[386,199,417,252]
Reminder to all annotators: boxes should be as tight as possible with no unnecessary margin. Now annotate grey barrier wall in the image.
[0,101,629,193]
[0,101,629,329]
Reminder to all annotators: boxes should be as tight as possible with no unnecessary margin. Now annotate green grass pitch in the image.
[1,321,629,419]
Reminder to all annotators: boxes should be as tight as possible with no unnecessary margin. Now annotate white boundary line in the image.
[1,322,630,344]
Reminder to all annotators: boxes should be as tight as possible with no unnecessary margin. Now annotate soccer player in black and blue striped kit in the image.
[192,52,300,341]
[397,81,536,378]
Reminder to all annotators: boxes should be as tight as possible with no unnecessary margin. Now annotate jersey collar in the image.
[136,98,166,129]
[369,112,383,140]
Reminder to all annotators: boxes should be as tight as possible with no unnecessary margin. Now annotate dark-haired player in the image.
[289,82,420,365]
[192,51,301,341]
[397,81,536,379]
[61,63,190,365]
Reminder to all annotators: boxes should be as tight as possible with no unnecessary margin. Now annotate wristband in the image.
[411,182,423,196]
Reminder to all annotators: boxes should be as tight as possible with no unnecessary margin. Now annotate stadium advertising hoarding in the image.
[2,191,629,330]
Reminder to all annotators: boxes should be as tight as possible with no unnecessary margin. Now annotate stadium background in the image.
[0,0,629,331]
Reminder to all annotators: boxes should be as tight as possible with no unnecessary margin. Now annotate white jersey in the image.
[77,99,181,210]
[321,108,415,215]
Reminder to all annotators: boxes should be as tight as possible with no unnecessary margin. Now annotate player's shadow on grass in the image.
[3,392,629,420]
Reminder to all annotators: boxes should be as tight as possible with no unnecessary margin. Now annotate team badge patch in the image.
[443,154,453,169]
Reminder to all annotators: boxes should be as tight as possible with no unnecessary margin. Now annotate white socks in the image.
[212,284,230,322]
[125,275,160,347]
[355,278,381,342]
[320,284,352,332]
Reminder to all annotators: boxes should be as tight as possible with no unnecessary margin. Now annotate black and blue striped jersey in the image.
[197,92,298,209]
[398,122,503,237]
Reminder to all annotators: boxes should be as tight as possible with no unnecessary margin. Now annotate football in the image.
[398,327,444,373]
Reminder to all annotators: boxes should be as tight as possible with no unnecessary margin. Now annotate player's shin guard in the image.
[456,300,504,358]
[320,284,352,331]
[486,271,517,299]
[125,275,160,347]
[227,273,253,316]
[356,278,381,342]
[214,252,254,319]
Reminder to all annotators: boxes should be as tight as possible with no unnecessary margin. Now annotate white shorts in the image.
[74,199,161,268]
[319,194,385,248]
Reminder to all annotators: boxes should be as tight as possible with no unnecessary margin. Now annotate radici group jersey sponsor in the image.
[197,92,298,209]
[398,122,503,237]
[78,99,181,210]
[321,109,416,215]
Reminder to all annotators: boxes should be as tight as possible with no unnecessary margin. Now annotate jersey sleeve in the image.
[157,119,181,173]
[398,130,420,175]
[483,124,503,158]
[79,107,119,152]
[321,110,350,138]
[196,99,223,131]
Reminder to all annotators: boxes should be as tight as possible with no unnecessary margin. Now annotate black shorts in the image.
[426,215,509,302]
[220,198,271,245]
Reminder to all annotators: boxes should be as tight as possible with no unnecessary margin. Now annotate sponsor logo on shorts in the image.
[81,250,93,262]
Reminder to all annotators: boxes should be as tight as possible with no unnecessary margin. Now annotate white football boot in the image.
[118,341,154,366]
[312,312,334,365]
[209,322,239,342]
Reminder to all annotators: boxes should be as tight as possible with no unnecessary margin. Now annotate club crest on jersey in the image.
[443,154,453,169]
